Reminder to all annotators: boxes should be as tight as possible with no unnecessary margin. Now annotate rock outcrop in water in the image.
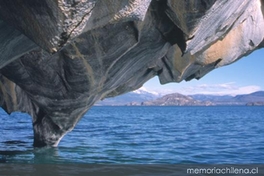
[0,0,263,147]
[246,102,264,106]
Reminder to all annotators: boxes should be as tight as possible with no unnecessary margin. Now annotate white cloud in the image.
[141,83,262,96]
[196,82,237,90]
[228,85,262,95]
[180,83,261,96]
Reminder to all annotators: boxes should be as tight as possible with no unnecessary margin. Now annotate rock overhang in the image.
[0,0,263,147]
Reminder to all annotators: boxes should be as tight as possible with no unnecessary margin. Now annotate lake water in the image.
[0,106,264,164]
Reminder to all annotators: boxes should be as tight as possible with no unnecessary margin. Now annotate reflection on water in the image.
[34,147,60,163]
[0,147,61,164]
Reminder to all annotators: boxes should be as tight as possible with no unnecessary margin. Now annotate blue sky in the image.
[142,48,264,96]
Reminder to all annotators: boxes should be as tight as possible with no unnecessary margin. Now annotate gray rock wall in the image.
[0,0,263,147]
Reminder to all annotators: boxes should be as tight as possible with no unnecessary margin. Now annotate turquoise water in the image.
[0,106,264,164]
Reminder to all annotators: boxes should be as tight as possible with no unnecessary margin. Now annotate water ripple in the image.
[0,106,264,164]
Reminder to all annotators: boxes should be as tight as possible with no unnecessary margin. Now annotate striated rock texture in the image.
[0,0,263,147]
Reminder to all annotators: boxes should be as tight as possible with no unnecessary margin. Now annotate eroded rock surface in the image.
[0,0,263,147]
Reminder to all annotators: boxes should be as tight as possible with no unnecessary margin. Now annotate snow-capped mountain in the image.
[133,87,160,96]
[96,87,160,106]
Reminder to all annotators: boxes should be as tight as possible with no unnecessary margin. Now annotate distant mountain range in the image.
[96,90,264,106]
[96,89,159,106]
[141,93,213,106]
[191,91,264,105]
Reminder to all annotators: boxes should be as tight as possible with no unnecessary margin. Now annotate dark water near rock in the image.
[0,106,264,164]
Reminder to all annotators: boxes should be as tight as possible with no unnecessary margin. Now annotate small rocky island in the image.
[0,0,263,147]
[246,102,264,106]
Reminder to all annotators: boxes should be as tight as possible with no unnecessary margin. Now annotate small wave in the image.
[3,140,28,145]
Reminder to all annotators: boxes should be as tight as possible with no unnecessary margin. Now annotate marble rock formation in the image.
[0,0,263,147]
